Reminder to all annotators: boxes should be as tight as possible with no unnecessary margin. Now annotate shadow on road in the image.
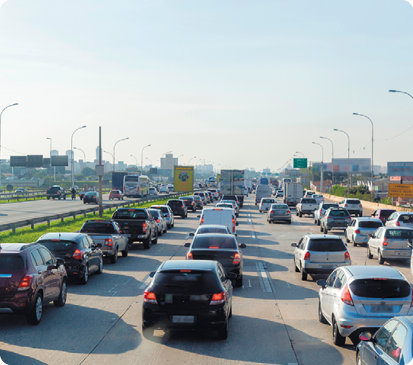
[0,351,48,365]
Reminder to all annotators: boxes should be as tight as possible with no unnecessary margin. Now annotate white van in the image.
[255,185,272,205]
[259,198,276,213]
[198,208,238,235]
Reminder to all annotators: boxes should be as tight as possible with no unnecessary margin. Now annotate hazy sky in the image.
[0,0,412,171]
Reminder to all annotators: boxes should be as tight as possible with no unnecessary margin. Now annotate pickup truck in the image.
[296,198,318,217]
[111,208,158,249]
[46,185,67,200]
[79,220,129,263]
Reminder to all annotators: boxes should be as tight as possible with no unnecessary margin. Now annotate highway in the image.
[0,195,411,365]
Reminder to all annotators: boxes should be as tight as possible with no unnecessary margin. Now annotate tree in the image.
[81,167,94,177]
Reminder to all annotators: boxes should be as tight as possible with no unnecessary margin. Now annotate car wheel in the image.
[229,304,232,318]
[378,250,384,265]
[97,257,103,274]
[80,265,89,284]
[294,258,299,272]
[122,244,129,257]
[320,225,323,232]
[324,226,328,234]
[110,248,119,264]
[367,245,373,259]
[152,230,158,244]
[143,237,150,249]
[217,320,229,340]
[356,352,362,365]
[235,275,243,287]
[163,226,167,233]
[167,223,171,229]
[54,279,67,307]
[296,211,298,216]
[299,211,302,218]
[352,236,357,247]
[158,227,163,236]
[26,292,43,325]
[317,219,320,226]
[332,318,346,346]
[318,299,327,324]
[345,233,350,243]
[300,265,307,281]
[171,222,174,228]
[314,219,317,224]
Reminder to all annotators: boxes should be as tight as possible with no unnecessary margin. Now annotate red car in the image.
[371,209,397,223]
[109,190,123,200]
[0,243,68,325]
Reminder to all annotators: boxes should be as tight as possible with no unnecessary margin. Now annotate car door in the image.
[369,227,383,254]
[217,263,232,315]
[346,219,355,238]
[320,270,339,324]
[114,222,127,251]
[82,236,97,272]
[294,238,304,267]
[383,322,408,364]
[31,249,52,300]
[37,247,60,299]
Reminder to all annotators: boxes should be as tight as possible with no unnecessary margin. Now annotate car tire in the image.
[158,228,163,236]
[110,248,119,264]
[97,257,103,274]
[171,222,174,228]
[367,246,373,259]
[152,230,158,244]
[353,236,357,247]
[324,226,328,234]
[299,212,302,218]
[345,233,350,243]
[296,211,299,216]
[167,223,171,229]
[54,279,67,307]
[26,292,43,325]
[80,265,89,284]
[229,304,232,318]
[318,299,327,324]
[235,275,243,288]
[294,258,299,272]
[317,219,320,226]
[143,237,150,249]
[122,244,129,257]
[356,352,362,365]
[332,318,346,346]
[320,225,323,232]
[314,219,317,225]
[300,265,307,281]
[217,320,229,340]
[378,250,384,265]
[163,226,167,233]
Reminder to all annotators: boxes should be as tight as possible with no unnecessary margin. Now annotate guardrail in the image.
[0,192,186,233]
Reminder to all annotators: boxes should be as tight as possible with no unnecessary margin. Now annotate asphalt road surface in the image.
[0,195,410,365]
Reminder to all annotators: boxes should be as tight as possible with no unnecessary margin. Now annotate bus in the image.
[123,175,150,198]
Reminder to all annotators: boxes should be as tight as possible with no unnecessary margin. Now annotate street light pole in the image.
[131,155,138,171]
[188,156,196,166]
[73,147,86,161]
[295,151,304,157]
[312,142,324,193]
[71,126,86,188]
[320,136,334,187]
[113,137,129,172]
[104,151,114,171]
[334,129,351,197]
[389,89,413,100]
[353,113,374,201]
[141,144,151,175]
[146,157,152,165]
[47,137,56,181]
[0,103,18,191]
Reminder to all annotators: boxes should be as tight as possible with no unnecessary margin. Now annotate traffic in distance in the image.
[2,173,413,365]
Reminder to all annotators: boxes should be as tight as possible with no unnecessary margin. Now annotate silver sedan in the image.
[267,203,291,224]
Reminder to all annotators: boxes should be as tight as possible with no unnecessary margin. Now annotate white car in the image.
[148,187,158,195]
[259,198,276,213]
[198,208,238,235]
[159,186,169,193]
[338,198,363,217]
[314,202,339,226]
[385,212,413,228]
[312,194,324,204]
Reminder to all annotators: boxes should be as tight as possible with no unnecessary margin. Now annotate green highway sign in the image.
[293,158,307,168]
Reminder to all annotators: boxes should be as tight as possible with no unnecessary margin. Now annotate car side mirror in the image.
[316,279,326,287]
[227,272,237,280]
[236,222,239,226]
[291,243,297,247]
[189,232,194,237]
[197,215,201,218]
[184,243,191,247]
[359,332,372,342]
[96,243,102,248]
[149,271,155,278]
[56,258,65,267]
[239,243,247,249]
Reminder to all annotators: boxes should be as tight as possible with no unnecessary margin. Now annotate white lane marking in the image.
[248,213,251,217]
[250,231,256,240]
[257,262,272,293]
[248,279,251,288]
[139,276,152,290]
[157,247,164,253]
[247,219,253,225]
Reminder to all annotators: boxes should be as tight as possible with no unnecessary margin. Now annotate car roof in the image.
[159,260,216,271]
[196,224,228,230]
[194,233,235,239]
[37,232,85,241]
[354,217,382,222]
[0,243,33,252]
[202,207,235,212]
[305,234,342,240]
[344,265,403,279]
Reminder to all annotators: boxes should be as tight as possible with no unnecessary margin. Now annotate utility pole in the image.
[98,127,103,217]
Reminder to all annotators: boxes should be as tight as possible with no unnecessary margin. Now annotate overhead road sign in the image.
[293,158,307,168]
[10,156,27,167]
[388,183,413,198]
[388,162,413,177]
[27,155,43,168]
[51,155,69,167]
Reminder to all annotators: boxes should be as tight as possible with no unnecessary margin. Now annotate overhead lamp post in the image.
[103,151,114,171]
[46,137,56,181]
[188,156,196,166]
[0,103,18,191]
[295,151,304,157]
[130,154,138,170]
[353,113,374,201]
[141,144,151,175]
[73,147,86,162]
[334,128,350,197]
[146,157,152,166]
[312,142,324,193]
[389,89,413,100]
[113,137,129,172]
[71,126,86,188]
[320,136,334,187]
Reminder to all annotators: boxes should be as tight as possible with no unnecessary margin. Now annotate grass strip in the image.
[0,196,178,243]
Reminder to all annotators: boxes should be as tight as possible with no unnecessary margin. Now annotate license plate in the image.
[395,251,410,257]
[371,305,393,313]
[172,315,194,323]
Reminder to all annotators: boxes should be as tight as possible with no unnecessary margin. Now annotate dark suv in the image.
[180,196,196,212]
[167,199,188,218]
[46,185,66,200]
[0,243,68,325]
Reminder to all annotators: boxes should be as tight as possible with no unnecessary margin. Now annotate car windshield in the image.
[385,229,413,239]
[359,221,383,228]
[302,199,316,204]
[197,227,228,234]
[0,254,25,270]
[350,279,411,299]
[399,215,413,223]
[80,223,116,234]
[307,239,346,252]
[168,201,183,207]
[347,200,360,205]
[192,236,237,249]
[329,210,349,217]
[85,192,96,196]
[112,209,147,219]
[271,204,288,210]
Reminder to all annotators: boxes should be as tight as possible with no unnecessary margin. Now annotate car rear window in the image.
[168,201,184,207]
[37,240,78,251]
[151,206,169,214]
[154,271,218,292]
[148,210,161,218]
[217,204,233,208]
[80,223,116,234]
[112,209,148,219]
[350,279,411,299]
[197,227,228,234]
[262,199,274,203]
[192,236,237,249]
[380,210,395,218]
[0,254,25,270]
[272,204,288,210]
[307,239,346,252]
[347,200,360,205]
[359,221,383,228]
[323,204,338,210]
[302,199,316,203]
[181,197,194,202]
[385,229,413,239]
[329,210,350,217]
[398,215,413,223]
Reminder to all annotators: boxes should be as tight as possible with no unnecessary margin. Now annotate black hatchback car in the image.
[142,260,233,340]
[167,199,188,218]
[184,233,246,287]
[36,233,103,285]
[83,191,99,204]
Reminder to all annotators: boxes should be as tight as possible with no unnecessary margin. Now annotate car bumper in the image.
[65,263,87,278]
[326,224,349,230]
[347,210,362,215]
[381,248,412,259]
[0,292,33,314]
[124,233,149,241]
[353,234,369,244]
[269,215,291,222]
[303,261,351,274]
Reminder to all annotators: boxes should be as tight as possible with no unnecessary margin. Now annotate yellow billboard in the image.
[388,183,413,198]
[217,173,221,183]
[174,166,194,192]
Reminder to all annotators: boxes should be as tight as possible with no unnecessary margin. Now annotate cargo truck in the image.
[112,171,128,191]
[220,169,245,207]
[284,182,303,207]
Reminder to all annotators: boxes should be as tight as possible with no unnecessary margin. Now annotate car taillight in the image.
[233,253,241,264]
[186,252,193,260]
[345,252,351,261]
[200,217,204,225]
[156,219,160,223]
[359,205,362,208]
[383,238,388,246]
[143,290,157,304]
[270,210,274,214]
[345,204,348,207]
[73,249,85,260]
[104,238,113,247]
[210,292,226,305]
[287,211,290,214]
[304,252,311,260]
[354,229,360,234]
[142,222,147,233]
[191,202,194,205]
[18,275,33,291]
[327,216,332,220]
[341,285,354,306]
[396,221,400,226]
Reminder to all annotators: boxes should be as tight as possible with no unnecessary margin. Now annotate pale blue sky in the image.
[0,0,412,171]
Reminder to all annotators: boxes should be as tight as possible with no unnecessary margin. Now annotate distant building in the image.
[51,149,58,157]
[160,154,178,170]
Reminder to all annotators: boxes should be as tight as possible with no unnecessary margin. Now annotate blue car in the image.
[357,316,413,364]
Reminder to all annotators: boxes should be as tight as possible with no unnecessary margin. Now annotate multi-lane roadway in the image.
[0,195,411,365]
